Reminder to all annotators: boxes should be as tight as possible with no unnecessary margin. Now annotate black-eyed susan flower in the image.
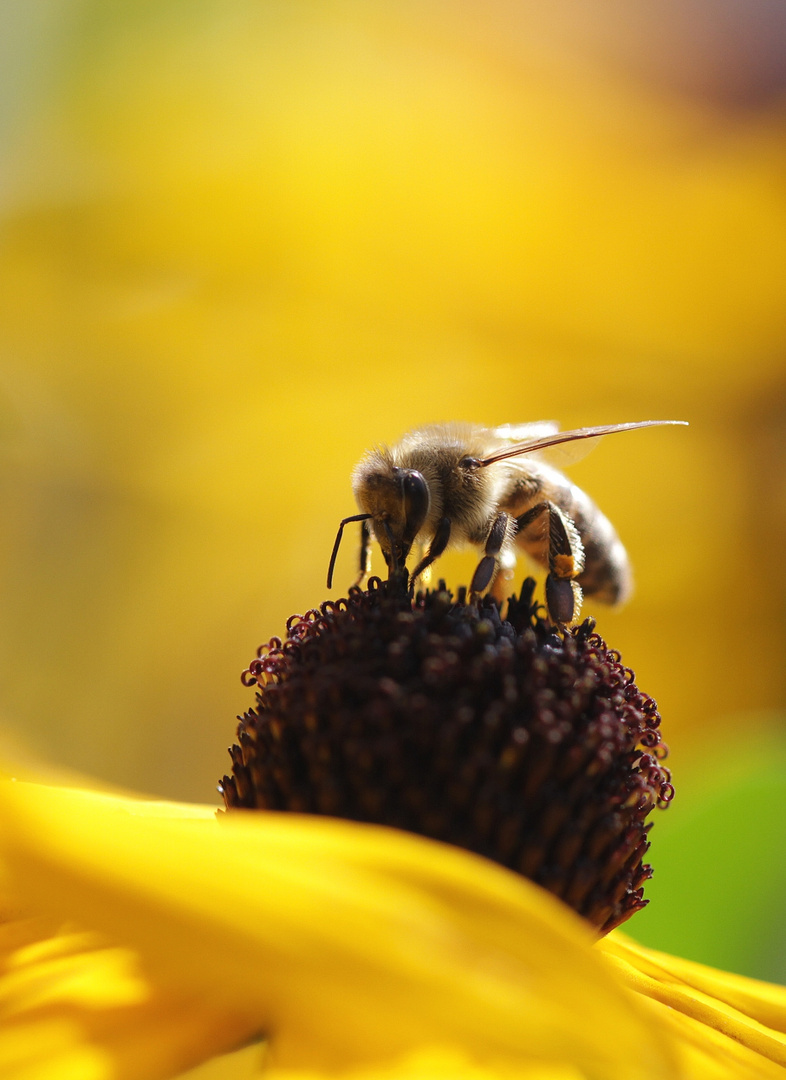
[0,579,784,1079]
[221,575,673,935]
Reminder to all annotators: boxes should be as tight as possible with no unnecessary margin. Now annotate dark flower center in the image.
[220,574,673,934]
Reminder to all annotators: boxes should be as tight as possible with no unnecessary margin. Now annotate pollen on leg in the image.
[552,553,577,579]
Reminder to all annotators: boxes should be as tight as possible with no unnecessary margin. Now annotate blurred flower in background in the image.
[0,0,785,1019]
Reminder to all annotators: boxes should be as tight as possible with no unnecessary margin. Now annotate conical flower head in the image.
[221,575,673,934]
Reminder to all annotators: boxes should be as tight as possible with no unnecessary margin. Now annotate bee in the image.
[327,420,687,625]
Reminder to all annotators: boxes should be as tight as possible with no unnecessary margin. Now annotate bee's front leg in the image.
[353,518,372,587]
[409,516,451,587]
[515,502,585,625]
[470,512,513,594]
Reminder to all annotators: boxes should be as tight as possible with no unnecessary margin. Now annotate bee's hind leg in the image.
[515,502,584,626]
[470,512,512,595]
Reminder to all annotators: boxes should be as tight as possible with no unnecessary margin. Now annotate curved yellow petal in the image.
[599,934,786,1079]
[0,909,258,1080]
[261,1045,583,1080]
[0,779,677,1078]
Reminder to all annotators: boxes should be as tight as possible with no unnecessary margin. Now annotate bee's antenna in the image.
[327,514,372,589]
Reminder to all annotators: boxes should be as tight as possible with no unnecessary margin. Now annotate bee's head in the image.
[353,460,430,569]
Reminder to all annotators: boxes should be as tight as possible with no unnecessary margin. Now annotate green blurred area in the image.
[1,0,785,987]
[630,722,786,984]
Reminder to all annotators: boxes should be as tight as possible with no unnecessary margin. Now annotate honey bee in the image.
[328,420,687,624]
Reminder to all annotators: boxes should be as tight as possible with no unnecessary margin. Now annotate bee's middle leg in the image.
[470,511,512,594]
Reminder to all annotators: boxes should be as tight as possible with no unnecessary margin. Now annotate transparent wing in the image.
[480,420,688,468]
[491,421,560,443]
[490,421,591,466]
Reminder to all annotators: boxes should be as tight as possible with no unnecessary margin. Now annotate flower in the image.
[0,780,785,1079]
[221,576,673,934]
[0,581,784,1079]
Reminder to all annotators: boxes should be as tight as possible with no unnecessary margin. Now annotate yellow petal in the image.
[0,779,677,1078]
[261,1044,583,1080]
[599,934,786,1079]
[0,908,258,1080]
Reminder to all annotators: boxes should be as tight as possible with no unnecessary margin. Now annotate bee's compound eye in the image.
[460,457,481,471]
[401,470,429,543]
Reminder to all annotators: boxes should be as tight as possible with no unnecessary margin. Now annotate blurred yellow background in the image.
[1,0,785,987]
